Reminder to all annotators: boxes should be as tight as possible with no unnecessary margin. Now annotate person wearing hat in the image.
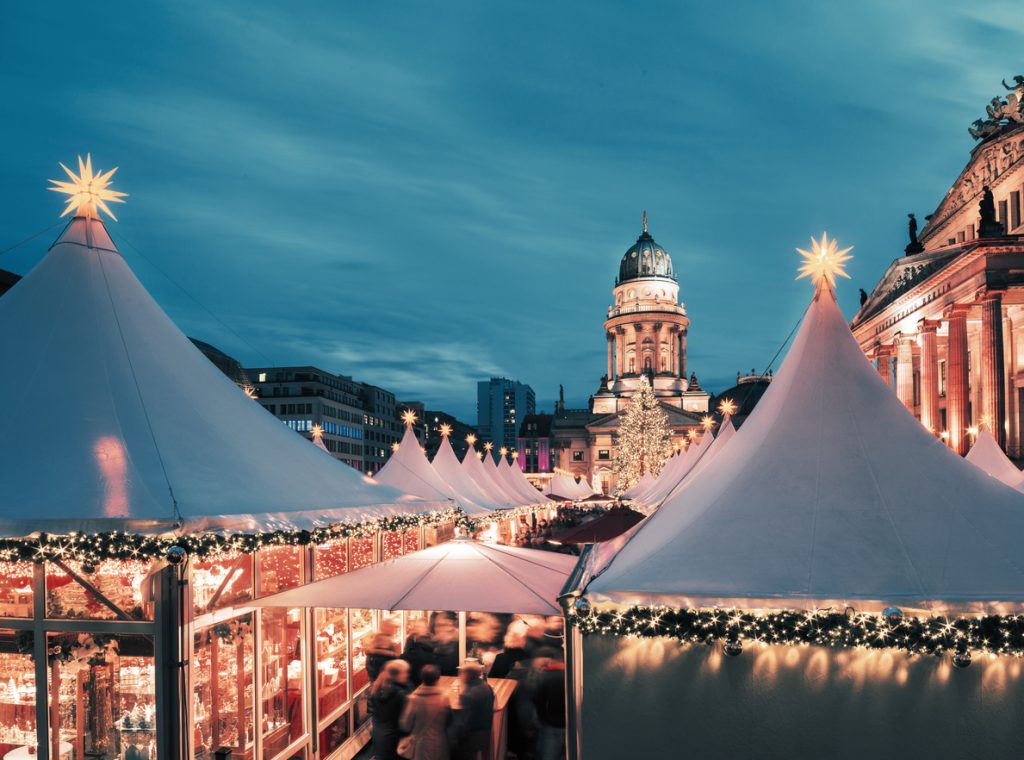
[448,660,494,760]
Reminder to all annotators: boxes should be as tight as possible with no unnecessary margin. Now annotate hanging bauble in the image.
[81,563,96,575]
[952,650,972,669]
[165,546,188,565]
[574,598,592,618]
[723,638,743,657]
[882,607,903,626]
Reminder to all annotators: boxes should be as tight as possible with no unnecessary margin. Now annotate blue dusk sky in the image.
[0,2,1021,421]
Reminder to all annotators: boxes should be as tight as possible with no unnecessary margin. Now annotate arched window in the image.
[644,356,652,371]
[628,358,635,374]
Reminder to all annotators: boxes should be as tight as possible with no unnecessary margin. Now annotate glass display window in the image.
[256,546,304,597]
[381,532,403,561]
[192,616,255,760]
[0,564,33,618]
[0,630,35,753]
[402,530,420,556]
[312,541,347,582]
[348,538,374,572]
[192,553,254,615]
[348,610,375,694]
[260,608,305,760]
[316,711,349,759]
[313,609,348,721]
[47,633,155,760]
[46,560,154,620]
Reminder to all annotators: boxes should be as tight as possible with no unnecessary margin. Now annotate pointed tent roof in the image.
[497,457,549,505]
[547,473,581,501]
[621,471,655,500]
[965,429,1024,491]
[586,284,1024,610]
[576,476,596,498]
[484,455,530,505]
[462,446,517,507]
[631,432,713,510]
[375,426,488,514]
[431,437,502,511]
[0,217,439,537]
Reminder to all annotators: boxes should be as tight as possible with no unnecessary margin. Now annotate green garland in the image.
[572,605,1024,659]
[0,507,463,564]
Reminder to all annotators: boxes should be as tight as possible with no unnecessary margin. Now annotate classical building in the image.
[851,76,1024,456]
[540,215,712,493]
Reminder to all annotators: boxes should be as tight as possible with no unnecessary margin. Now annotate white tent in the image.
[374,426,489,514]
[586,282,1024,610]
[965,428,1024,491]
[252,537,576,615]
[431,437,503,511]
[462,446,517,507]
[547,473,581,500]
[497,457,549,505]
[0,216,440,537]
[484,454,530,505]
[630,431,713,510]
[575,476,597,498]
[620,471,655,500]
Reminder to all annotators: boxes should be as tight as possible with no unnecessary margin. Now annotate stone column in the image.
[616,328,625,377]
[895,334,915,410]
[981,292,1006,447]
[946,305,971,454]
[918,320,940,435]
[678,330,687,378]
[606,333,615,381]
[875,344,892,388]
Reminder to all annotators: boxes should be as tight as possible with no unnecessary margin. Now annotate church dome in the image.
[618,212,675,283]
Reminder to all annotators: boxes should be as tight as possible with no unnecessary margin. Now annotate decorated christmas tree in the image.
[612,375,674,493]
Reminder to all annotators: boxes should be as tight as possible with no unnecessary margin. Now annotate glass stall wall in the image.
[0,565,33,618]
[46,561,155,621]
[0,630,35,752]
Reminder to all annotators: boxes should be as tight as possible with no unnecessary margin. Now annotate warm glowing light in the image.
[700,414,716,431]
[499,447,508,456]
[484,441,493,452]
[718,398,737,417]
[796,232,853,289]
[391,441,400,453]
[48,154,128,221]
[401,409,418,426]
[476,452,483,460]
[466,434,477,446]
[979,414,993,431]
[940,430,950,440]
[243,385,258,399]
[439,423,453,438]
[686,429,699,441]
[967,426,979,437]
[511,451,519,460]
[311,424,324,441]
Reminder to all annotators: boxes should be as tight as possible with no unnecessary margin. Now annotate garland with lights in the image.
[0,507,463,564]
[570,604,1024,664]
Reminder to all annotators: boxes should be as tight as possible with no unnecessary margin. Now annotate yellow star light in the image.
[439,423,453,438]
[311,424,324,440]
[391,441,401,453]
[718,398,737,417]
[48,154,128,221]
[700,415,716,431]
[484,441,494,452]
[466,433,477,446]
[796,232,853,289]
[401,409,418,426]
[511,451,519,460]
[499,447,508,456]
[243,385,258,400]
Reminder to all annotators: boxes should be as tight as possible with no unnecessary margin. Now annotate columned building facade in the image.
[851,84,1024,455]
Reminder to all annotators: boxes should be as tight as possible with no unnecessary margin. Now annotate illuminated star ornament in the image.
[499,447,508,457]
[439,423,453,438]
[391,441,401,453]
[401,409,418,426]
[700,415,716,432]
[243,385,258,400]
[466,434,477,446]
[718,398,737,417]
[48,154,128,221]
[311,424,324,441]
[796,232,853,289]
[484,441,494,452]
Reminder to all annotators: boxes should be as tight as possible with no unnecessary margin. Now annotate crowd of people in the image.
[511,507,599,553]
[365,614,567,760]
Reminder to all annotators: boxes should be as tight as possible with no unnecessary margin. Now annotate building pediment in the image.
[852,246,964,324]
[585,402,705,432]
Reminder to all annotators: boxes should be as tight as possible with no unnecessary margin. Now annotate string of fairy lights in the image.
[570,603,1024,665]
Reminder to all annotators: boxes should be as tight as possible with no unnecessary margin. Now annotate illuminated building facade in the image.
[851,80,1024,455]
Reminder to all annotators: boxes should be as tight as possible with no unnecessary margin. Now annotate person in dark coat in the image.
[449,661,494,760]
[533,651,567,760]
[489,628,529,680]
[368,659,410,760]
[399,665,451,760]
[402,620,439,686]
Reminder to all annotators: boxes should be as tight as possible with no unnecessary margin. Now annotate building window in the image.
[938,359,946,397]
[572,450,584,462]
[598,449,610,461]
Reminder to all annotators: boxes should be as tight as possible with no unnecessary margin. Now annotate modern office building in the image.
[477,377,536,451]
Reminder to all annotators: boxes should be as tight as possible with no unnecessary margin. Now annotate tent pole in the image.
[564,624,583,760]
[458,610,467,663]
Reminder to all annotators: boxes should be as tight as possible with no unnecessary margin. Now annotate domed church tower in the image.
[592,212,710,415]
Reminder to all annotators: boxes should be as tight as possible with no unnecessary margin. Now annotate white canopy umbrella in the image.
[432,436,503,510]
[375,426,489,514]
[0,215,438,537]
[965,428,1024,492]
[586,281,1024,610]
[252,537,577,615]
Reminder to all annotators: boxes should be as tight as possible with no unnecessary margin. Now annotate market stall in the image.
[0,163,458,760]
[564,239,1024,759]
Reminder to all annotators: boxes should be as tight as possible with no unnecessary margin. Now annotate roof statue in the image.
[858,287,868,307]
[904,213,924,255]
[978,185,1003,237]
[968,74,1024,141]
